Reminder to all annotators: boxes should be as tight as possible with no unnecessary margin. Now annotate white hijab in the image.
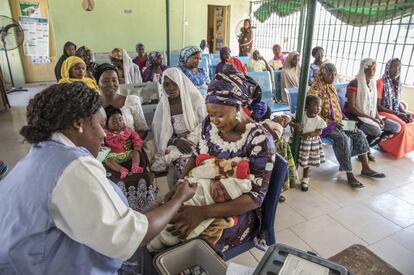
[152,68,207,156]
[356,58,378,125]
[121,49,142,84]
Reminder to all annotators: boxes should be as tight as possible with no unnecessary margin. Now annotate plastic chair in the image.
[247,71,290,113]
[273,71,282,101]
[119,83,159,126]
[202,53,211,65]
[169,51,180,67]
[209,65,217,80]
[235,56,249,65]
[285,87,299,114]
[221,153,288,260]
[198,57,210,77]
[93,52,110,64]
[334,83,348,109]
[211,57,221,66]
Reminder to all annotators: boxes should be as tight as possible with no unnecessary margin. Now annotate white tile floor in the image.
[2,85,414,274]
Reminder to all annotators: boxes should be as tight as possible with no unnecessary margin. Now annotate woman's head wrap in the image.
[179,46,202,65]
[148,51,163,65]
[94,63,118,83]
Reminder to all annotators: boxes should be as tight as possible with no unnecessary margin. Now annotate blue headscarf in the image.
[179,46,202,65]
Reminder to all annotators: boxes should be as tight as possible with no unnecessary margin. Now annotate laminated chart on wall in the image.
[19,16,50,64]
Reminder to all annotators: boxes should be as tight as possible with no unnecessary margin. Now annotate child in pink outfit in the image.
[104,105,144,179]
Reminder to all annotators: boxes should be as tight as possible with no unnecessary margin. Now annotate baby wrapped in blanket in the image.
[147,154,253,252]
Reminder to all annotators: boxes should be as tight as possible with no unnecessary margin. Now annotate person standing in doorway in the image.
[238,19,253,56]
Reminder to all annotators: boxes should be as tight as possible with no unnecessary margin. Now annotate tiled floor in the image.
[2,85,414,274]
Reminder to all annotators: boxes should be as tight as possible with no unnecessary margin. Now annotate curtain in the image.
[254,0,414,26]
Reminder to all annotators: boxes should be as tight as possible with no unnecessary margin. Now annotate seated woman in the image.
[268,44,285,70]
[345,58,401,155]
[247,49,273,75]
[0,82,196,274]
[178,46,210,97]
[54,41,76,81]
[308,46,324,85]
[165,78,275,253]
[110,48,142,84]
[281,51,301,103]
[215,47,247,75]
[308,63,385,187]
[148,155,252,251]
[142,51,169,82]
[75,46,98,79]
[377,58,414,159]
[152,68,207,186]
[95,64,157,212]
[132,43,148,71]
[58,56,99,91]
[200,39,210,54]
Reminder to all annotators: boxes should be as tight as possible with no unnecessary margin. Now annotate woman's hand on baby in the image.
[290,122,303,131]
[172,180,197,203]
[168,205,205,239]
[174,138,194,154]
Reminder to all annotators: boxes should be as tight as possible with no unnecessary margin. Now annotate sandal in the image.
[300,177,309,192]
[361,171,386,178]
[279,195,286,203]
[348,179,365,188]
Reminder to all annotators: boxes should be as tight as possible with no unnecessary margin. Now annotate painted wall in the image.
[0,0,25,85]
[48,0,250,54]
[402,86,414,112]
[2,0,249,84]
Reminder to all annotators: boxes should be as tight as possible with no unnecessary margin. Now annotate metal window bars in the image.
[250,0,414,85]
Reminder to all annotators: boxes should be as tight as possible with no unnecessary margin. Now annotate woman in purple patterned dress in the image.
[166,76,275,255]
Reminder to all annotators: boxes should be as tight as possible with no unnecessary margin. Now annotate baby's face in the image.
[273,115,289,127]
[107,113,124,132]
[210,181,231,203]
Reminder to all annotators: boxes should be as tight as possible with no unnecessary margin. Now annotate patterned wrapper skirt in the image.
[298,136,325,168]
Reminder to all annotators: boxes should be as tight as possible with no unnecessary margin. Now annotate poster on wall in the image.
[30,56,51,64]
[19,2,41,17]
[19,16,49,60]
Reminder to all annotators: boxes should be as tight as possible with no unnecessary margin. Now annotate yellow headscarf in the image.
[308,63,342,124]
[58,56,100,92]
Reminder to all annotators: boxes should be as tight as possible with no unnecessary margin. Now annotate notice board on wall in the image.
[9,0,57,82]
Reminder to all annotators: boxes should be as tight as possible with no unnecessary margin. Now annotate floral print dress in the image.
[196,120,275,255]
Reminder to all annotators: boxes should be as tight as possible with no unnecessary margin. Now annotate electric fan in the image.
[0,15,27,94]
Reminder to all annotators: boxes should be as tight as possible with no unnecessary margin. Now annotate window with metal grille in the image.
[250,0,414,85]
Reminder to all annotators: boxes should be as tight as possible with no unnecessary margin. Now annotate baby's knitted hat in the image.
[220,177,252,200]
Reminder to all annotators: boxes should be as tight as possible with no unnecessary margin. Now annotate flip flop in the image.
[360,171,386,178]
[348,180,365,188]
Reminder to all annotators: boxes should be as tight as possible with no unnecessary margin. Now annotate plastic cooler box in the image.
[253,243,353,275]
[153,239,227,275]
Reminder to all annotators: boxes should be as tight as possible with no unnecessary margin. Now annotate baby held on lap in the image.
[147,154,253,252]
